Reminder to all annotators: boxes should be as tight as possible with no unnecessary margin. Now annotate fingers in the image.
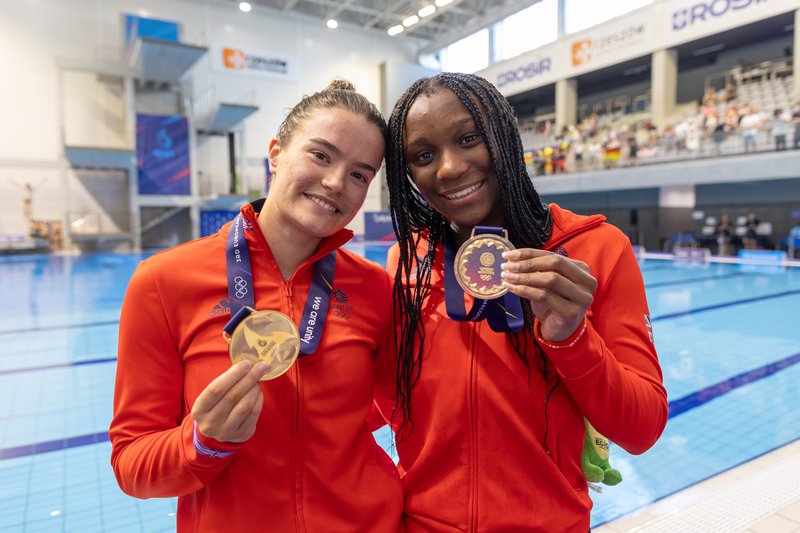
[192,361,253,415]
[501,249,596,300]
[502,248,594,287]
[192,361,269,443]
[500,248,595,342]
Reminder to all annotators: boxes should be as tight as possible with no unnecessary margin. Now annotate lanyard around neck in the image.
[443,226,524,333]
[225,213,335,356]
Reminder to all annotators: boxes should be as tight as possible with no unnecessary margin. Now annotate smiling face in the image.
[403,88,505,242]
[264,108,385,242]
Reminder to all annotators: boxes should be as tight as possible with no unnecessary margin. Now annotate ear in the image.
[267,137,281,176]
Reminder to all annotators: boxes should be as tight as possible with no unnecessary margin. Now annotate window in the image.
[439,29,489,73]
[564,0,652,35]
[493,0,557,62]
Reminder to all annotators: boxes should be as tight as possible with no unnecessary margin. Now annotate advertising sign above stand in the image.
[477,0,800,98]
[661,0,800,48]
[479,41,561,97]
[565,8,655,78]
[211,44,298,82]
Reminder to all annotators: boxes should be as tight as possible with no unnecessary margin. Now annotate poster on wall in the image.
[123,14,180,44]
[136,114,191,195]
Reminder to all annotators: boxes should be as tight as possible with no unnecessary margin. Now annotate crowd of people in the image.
[522,74,800,176]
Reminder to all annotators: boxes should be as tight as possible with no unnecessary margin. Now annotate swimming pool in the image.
[0,248,798,530]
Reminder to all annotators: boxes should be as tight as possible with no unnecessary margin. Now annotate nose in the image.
[436,148,468,181]
[320,166,346,194]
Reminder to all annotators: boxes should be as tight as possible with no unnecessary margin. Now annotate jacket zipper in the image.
[468,322,478,533]
[284,281,305,533]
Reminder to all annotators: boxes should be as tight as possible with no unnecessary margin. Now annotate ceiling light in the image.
[326,19,338,29]
[388,25,404,36]
[403,15,419,27]
[418,5,436,17]
[434,0,453,6]
[239,2,251,12]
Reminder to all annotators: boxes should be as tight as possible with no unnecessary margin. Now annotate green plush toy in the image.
[581,419,622,487]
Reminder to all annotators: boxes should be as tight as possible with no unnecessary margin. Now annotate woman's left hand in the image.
[500,248,597,342]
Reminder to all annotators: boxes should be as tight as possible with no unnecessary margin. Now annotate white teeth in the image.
[308,195,338,213]
[444,182,482,200]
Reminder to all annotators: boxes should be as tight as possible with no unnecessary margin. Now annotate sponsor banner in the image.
[137,114,191,195]
[211,44,296,81]
[477,41,561,97]
[566,9,654,76]
[662,0,800,48]
[364,211,395,241]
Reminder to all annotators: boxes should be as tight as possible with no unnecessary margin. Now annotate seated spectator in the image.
[720,83,737,104]
[702,86,717,107]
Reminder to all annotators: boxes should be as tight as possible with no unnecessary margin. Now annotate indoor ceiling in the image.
[244,0,541,49]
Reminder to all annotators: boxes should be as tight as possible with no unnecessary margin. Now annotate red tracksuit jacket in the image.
[375,204,667,532]
[110,202,403,532]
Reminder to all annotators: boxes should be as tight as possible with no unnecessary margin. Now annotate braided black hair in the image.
[386,72,554,439]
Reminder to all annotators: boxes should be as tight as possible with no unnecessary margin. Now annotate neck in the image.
[448,223,473,248]
[258,204,320,280]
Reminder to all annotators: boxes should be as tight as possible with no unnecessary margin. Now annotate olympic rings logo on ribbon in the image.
[234,275,248,299]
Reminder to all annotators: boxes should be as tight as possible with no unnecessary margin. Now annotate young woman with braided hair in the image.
[374,72,667,532]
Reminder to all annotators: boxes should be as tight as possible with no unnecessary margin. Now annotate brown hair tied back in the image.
[277,78,387,146]
[325,78,356,92]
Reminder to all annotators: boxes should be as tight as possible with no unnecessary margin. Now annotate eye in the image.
[460,133,482,145]
[351,171,370,183]
[411,151,434,165]
[311,150,329,163]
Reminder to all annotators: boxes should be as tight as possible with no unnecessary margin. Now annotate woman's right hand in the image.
[191,360,270,443]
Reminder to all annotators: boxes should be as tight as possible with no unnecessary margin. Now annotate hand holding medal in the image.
[499,248,597,342]
[191,359,270,443]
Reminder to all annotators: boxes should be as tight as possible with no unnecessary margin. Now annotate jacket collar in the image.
[218,199,354,265]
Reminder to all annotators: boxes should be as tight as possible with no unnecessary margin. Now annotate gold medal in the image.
[223,308,300,381]
[454,229,515,299]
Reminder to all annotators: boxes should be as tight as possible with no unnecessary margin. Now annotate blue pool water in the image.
[0,247,798,531]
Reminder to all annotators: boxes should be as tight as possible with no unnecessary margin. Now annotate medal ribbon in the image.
[443,226,524,333]
[224,213,335,355]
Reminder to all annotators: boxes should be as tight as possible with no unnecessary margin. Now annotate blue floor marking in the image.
[668,351,800,418]
[0,432,110,460]
[0,320,119,335]
[0,357,117,376]
[645,272,750,289]
[652,289,800,321]
[5,349,799,460]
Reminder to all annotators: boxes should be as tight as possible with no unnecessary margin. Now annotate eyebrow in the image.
[405,116,476,149]
[309,137,378,174]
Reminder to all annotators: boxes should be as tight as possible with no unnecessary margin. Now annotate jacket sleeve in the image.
[109,261,242,498]
[538,240,668,455]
